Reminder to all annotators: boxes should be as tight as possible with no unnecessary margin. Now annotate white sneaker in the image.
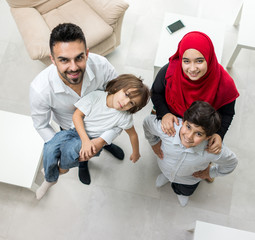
[177,194,189,207]
[156,173,169,188]
[36,180,57,200]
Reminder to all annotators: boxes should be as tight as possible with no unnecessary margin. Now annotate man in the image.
[30,23,124,184]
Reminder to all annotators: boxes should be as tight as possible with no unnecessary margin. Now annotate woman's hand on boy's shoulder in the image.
[161,113,179,136]
[206,133,222,154]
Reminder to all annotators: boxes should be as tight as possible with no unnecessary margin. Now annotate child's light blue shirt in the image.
[143,115,238,185]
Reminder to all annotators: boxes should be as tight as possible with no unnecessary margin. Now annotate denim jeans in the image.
[43,129,101,182]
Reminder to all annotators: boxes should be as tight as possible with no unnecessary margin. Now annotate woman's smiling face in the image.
[182,49,208,81]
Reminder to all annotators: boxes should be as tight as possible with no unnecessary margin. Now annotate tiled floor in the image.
[1,0,255,239]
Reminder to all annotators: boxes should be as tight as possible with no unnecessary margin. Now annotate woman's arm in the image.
[206,100,236,154]
[151,63,179,136]
[217,100,236,140]
[151,64,170,119]
[125,126,140,163]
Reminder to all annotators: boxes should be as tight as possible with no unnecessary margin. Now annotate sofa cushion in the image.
[6,0,47,8]
[36,0,71,15]
[42,0,113,48]
[10,7,51,59]
[85,0,129,26]
[90,34,116,56]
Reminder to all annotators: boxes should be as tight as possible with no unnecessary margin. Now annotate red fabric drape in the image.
[165,31,239,117]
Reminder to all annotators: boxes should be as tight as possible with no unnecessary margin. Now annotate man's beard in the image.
[59,69,84,85]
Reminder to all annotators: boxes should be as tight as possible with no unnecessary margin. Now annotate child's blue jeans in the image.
[43,128,101,182]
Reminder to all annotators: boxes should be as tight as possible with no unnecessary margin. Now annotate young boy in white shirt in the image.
[36,74,150,200]
[143,101,238,207]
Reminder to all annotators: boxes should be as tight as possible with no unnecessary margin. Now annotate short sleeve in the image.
[74,93,94,116]
[119,114,133,130]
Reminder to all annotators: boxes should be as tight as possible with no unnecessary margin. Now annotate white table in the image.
[154,13,225,78]
[226,0,255,68]
[0,110,43,192]
[193,221,255,240]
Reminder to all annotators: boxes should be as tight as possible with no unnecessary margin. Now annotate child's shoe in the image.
[177,194,189,207]
[36,180,57,200]
[156,173,169,188]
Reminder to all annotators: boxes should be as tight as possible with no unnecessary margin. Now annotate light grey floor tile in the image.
[7,179,93,240]
[75,186,158,240]
[0,184,22,239]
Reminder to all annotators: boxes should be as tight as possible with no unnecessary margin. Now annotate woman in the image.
[151,31,239,161]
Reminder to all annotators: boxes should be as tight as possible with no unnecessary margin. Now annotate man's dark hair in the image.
[49,23,87,54]
[183,101,221,137]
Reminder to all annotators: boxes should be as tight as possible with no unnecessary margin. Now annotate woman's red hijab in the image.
[165,31,239,117]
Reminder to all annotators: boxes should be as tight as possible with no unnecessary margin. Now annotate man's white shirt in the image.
[30,53,120,142]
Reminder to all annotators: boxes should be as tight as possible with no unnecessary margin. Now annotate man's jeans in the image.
[43,129,101,182]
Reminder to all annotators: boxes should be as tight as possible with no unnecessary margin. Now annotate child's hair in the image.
[183,101,221,137]
[105,74,150,114]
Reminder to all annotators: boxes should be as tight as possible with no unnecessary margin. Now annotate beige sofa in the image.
[6,0,129,65]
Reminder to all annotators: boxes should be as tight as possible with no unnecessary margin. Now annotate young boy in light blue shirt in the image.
[143,101,238,207]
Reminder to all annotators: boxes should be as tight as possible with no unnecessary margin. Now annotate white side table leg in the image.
[234,3,243,26]
[186,221,196,232]
[153,66,161,81]
[226,44,242,69]
[30,182,39,192]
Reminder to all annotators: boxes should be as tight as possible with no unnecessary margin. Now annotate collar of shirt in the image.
[49,64,95,96]
[172,122,207,156]
[81,64,95,97]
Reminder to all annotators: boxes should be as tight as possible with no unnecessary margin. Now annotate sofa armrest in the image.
[85,0,129,27]
[10,7,51,60]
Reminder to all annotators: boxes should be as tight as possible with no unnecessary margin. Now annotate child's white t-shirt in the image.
[74,90,133,138]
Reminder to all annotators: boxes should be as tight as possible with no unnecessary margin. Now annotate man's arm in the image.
[29,85,56,142]
[125,126,140,163]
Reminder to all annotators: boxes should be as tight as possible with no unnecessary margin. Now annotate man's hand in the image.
[151,141,164,160]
